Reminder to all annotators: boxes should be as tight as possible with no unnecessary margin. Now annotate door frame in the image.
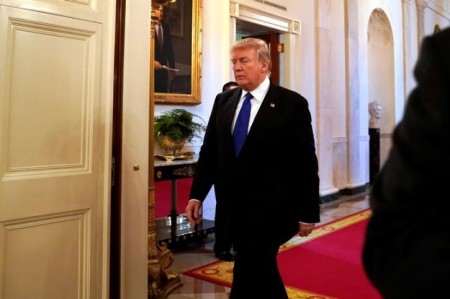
[110,0,126,297]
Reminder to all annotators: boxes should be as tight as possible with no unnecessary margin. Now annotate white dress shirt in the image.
[231,76,270,133]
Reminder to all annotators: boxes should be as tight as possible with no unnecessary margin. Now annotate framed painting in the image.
[153,0,202,105]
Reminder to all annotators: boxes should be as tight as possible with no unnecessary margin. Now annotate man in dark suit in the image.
[185,38,320,299]
[363,27,450,298]
[154,4,176,93]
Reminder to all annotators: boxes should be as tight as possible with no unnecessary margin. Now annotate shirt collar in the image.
[241,76,270,103]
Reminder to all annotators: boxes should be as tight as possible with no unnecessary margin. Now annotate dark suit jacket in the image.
[363,27,450,298]
[190,83,320,246]
[155,21,175,93]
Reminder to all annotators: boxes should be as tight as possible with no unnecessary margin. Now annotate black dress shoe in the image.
[215,251,234,261]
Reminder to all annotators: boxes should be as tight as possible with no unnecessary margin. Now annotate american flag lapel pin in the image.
[270,103,275,108]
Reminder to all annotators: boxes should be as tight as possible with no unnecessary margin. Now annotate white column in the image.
[403,0,419,100]
[416,0,428,44]
[345,0,366,190]
[316,0,339,196]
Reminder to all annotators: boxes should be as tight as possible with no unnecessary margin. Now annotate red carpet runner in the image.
[184,210,382,299]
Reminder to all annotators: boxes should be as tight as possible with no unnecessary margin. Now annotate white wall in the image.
[422,0,450,37]
[193,0,232,219]
[154,1,233,220]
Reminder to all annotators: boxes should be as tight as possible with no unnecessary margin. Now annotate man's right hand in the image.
[154,60,163,69]
[185,200,202,224]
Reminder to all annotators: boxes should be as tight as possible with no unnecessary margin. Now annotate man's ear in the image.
[261,61,269,73]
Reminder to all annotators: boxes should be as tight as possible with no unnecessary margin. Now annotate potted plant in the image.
[154,108,206,155]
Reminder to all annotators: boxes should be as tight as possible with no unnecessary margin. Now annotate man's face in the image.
[231,47,268,91]
[155,7,164,21]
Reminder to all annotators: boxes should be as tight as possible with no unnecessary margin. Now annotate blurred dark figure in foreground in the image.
[363,27,450,298]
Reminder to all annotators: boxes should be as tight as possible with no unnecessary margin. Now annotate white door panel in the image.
[0,3,113,299]
[0,0,102,23]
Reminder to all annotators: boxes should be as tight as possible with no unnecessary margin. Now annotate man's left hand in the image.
[298,223,315,237]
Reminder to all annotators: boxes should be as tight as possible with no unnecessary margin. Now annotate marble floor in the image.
[165,192,370,298]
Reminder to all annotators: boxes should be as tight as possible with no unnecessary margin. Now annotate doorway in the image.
[236,19,282,85]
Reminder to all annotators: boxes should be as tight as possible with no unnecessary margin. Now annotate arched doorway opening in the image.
[367,8,395,168]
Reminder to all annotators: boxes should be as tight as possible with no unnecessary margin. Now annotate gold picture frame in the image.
[153,0,202,105]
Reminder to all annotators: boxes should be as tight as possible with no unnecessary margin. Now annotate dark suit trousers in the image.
[230,240,287,299]
[213,201,233,253]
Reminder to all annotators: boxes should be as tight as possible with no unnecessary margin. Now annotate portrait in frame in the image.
[153,0,202,105]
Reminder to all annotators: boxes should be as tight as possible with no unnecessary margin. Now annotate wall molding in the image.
[230,1,300,34]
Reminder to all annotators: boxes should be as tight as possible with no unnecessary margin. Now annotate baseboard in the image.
[339,183,369,196]
[319,192,341,204]
[319,183,369,205]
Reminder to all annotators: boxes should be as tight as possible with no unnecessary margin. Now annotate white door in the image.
[0,1,115,298]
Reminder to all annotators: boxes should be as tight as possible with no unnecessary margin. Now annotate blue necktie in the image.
[233,92,253,156]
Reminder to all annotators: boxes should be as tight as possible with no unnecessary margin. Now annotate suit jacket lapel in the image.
[221,88,243,157]
[222,88,243,135]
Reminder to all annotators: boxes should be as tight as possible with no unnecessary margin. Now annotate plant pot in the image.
[158,134,186,155]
